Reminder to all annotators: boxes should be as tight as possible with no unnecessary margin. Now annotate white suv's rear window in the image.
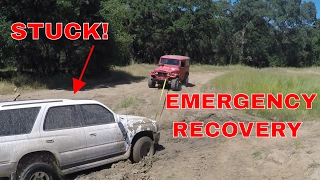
[0,107,41,136]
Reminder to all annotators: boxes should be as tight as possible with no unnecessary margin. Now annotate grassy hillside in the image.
[202,66,320,121]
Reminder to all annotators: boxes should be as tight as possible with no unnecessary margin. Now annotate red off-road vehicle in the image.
[148,55,190,91]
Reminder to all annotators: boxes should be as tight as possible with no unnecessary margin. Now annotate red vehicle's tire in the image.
[171,78,180,91]
[184,73,189,86]
[148,76,156,88]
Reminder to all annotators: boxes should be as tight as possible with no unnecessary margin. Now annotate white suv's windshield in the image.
[160,58,180,66]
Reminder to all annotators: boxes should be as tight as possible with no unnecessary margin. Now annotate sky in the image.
[313,0,320,18]
[228,0,320,18]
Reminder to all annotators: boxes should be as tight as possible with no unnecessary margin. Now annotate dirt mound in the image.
[74,156,159,180]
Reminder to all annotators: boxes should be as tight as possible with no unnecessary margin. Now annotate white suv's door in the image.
[40,104,87,170]
[79,104,126,161]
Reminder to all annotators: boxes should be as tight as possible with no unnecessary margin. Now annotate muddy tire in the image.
[131,136,155,163]
[171,78,180,91]
[184,73,189,86]
[148,76,155,88]
[17,162,60,180]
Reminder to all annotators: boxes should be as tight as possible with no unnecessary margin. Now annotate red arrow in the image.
[72,45,95,94]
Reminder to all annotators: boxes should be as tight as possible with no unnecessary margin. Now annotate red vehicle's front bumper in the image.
[151,73,177,84]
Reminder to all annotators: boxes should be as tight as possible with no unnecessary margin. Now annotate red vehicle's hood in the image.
[154,65,179,72]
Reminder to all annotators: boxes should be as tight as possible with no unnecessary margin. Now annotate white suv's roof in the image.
[0,99,73,108]
[0,99,105,109]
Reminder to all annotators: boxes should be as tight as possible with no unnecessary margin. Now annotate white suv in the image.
[0,99,160,180]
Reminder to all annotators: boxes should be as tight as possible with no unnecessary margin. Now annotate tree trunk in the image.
[240,27,246,64]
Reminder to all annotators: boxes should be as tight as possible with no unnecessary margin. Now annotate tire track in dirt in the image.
[79,71,320,180]
[2,71,320,180]
[69,71,228,180]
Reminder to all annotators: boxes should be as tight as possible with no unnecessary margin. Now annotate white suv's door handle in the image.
[46,139,54,143]
[90,133,97,136]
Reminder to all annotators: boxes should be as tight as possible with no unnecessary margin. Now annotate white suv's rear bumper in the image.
[0,162,16,178]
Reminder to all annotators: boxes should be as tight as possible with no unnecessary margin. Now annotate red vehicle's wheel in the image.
[184,74,189,86]
[171,78,180,91]
[148,76,156,88]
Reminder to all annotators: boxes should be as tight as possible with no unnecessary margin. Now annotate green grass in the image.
[252,151,261,158]
[202,66,320,121]
[294,141,304,149]
[114,97,144,110]
[308,162,320,169]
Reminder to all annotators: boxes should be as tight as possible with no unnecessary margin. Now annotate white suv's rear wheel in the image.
[18,163,58,180]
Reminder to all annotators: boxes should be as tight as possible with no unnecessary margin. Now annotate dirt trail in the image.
[1,71,320,180]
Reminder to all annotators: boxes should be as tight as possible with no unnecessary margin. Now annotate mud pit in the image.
[2,71,320,180]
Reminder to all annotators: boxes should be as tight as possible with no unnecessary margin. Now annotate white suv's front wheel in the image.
[131,136,155,163]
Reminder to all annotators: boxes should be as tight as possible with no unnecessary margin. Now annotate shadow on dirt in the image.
[156,84,170,90]
[64,143,165,180]
[64,164,113,180]
[155,82,195,91]
[155,144,165,151]
[186,83,195,87]
[57,70,147,91]
[8,69,147,92]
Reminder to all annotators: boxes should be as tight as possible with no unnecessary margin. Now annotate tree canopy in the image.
[0,0,319,77]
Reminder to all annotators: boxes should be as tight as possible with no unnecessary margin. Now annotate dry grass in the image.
[202,66,320,121]
[0,82,17,95]
[0,63,238,95]
[113,62,241,75]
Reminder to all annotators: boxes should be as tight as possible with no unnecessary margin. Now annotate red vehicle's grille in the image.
[156,72,168,77]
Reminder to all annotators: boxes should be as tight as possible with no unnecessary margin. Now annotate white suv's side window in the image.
[80,104,115,126]
[44,105,82,131]
[0,107,40,136]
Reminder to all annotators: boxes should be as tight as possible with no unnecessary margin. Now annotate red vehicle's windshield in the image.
[160,58,180,66]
